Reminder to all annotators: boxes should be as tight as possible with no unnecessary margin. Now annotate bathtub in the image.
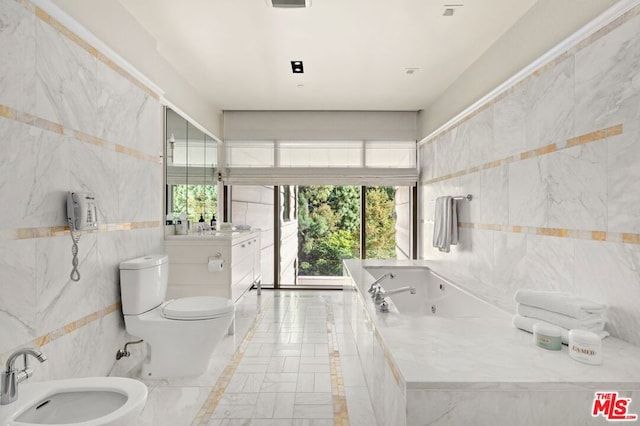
[362,265,505,319]
[343,260,640,426]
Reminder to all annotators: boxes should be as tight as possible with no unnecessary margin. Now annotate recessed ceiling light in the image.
[291,60,304,73]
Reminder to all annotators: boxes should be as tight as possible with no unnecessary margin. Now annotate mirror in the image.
[164,107,218,224]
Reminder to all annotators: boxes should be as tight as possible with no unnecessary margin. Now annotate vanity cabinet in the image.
[164,230,261,303]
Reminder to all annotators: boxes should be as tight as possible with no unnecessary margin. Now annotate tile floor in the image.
[124,290,376,426]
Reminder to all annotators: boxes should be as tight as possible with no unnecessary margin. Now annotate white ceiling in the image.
[118,0,537,112]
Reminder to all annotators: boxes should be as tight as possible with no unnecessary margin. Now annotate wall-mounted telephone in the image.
[66,192,98,281]
[67,192,98,231]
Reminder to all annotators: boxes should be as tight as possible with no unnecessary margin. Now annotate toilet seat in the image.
[161,296,234,320]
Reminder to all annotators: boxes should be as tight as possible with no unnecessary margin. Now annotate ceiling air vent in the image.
[267,0,311,8]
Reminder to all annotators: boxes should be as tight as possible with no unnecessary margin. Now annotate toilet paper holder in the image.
[207,254,224,272]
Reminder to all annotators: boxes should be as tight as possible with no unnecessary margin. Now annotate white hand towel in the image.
[432,196,457,253]
[450,198,458,246]
[512,315,609,345]
[514,290,606,319]
[516,304,605,332]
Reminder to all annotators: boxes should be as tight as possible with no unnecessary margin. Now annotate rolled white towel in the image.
[514,290,606,319]
[516,304,605,332]
[512,314,609,345]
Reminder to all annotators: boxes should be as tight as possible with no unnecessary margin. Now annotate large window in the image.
[365,186,398,259]
[297,185,404,279]
[297,186,361,277]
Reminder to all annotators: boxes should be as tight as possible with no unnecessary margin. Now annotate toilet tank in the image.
[119,254,169,315]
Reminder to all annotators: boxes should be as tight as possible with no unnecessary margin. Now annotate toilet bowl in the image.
[119,255,234,379]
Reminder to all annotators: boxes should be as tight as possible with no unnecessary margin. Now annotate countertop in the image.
[165,228,258,241]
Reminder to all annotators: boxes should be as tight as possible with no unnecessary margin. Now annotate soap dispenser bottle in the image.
[210,214,216,228]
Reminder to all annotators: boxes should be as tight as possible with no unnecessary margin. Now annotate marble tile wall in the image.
[0,0,163,379]
[419,4,640,346]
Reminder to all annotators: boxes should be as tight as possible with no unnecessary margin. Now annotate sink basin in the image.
[0,377,147,426]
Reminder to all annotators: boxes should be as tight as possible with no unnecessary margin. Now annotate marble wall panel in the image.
[35,18,98,136]
[96,60,151,151]
[574,239,640,346]
[466,228,494,286]
[0,0,35,112]
[446,125,469,173]
[454,106,493,170]
[492,232,528,298]
[0,119,70,229]
[508,156,547,227]
[420,7,640,346]
[433,131,453,178]
[419,141,436,181]
[607,130,640,234]
[117,154,162,223]
[35,312,125,381]
[524,233,575,293]
[480,164,509,225]
[525,55,575,150]
[70,139,120,224]
[575,14,640,135]
[0,238,37,354]
[493,82,528,160]
[0,118,38,229]
[95,230,139,310]
[35,233,99,335]
[0,1,164,380]
[546,141,607,230]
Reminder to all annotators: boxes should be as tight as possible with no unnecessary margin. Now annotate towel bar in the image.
[453,194,473,201]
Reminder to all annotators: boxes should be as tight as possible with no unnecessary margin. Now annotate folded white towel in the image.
[512,315,610,345]
[432,196,458,253]
[516,304,605,332]
[514,290,606,319]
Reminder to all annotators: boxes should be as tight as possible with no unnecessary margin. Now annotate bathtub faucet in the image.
[367,272,395,294]
[372,286,416,307]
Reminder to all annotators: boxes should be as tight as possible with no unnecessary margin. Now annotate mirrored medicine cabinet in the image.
[164,107,219,224]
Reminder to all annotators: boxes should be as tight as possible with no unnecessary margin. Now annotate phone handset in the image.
[66,192,98,281]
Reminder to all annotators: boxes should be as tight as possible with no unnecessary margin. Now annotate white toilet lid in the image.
[161,296,234,320]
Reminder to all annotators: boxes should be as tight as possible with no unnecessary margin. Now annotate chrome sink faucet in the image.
[372,286,416,307]
[367,272,395,294]
[1,348,47,405]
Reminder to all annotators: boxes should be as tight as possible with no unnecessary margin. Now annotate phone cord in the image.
[69,220,81,282]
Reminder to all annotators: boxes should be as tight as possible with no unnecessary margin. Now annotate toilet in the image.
[119,254,234,379]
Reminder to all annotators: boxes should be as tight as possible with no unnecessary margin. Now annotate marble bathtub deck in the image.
[119,290,375,426]
[344,259,640,390]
